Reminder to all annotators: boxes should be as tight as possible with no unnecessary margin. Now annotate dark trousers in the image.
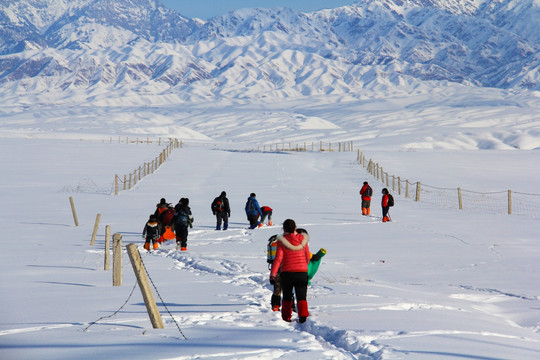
[247,214,259,229]
[382,205,389,218]
[280,272,308,302]
[175,223,188,247]
[216,212,228,229]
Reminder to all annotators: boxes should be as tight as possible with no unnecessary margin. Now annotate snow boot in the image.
[153,242,159,250]
[144,242,150,251]
[271,294,281,312]
[223,223,228,230]
[258,222,263,228]
[362,207,367,216]
[281,300,293,322]
[268,221,273,226]
[367,208,370,215]
[297,300,309,323]
[216,224,221,230]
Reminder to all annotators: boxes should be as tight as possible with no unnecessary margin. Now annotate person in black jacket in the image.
[173,198,193,251]
[211,191,231,230]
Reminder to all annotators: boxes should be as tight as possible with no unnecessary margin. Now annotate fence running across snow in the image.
[114,138,182,195]
[356,150,540,218]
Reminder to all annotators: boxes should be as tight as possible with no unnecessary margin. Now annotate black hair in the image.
[283,219,296,234]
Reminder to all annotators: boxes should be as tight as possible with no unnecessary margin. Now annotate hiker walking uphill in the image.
[381,188,394,222]
[173,198,193,251]
[142,215,161,251]
[153,198,168,218]
[270,219,310,323]
[359,181,373,216]
[245,193,262,229]
[211,191,231,230]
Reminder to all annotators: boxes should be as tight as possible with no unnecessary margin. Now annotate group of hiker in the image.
[142,197,193,251]
[142,181,393,324]
[143,192,274,252]
[359,181,394,222]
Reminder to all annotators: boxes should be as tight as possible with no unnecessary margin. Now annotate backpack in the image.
[247,198,255,214]
[388,194,394,207]
[160,208,174,225]
[212,198,223,213]
[267,235,278,266]
[365,186,373,197]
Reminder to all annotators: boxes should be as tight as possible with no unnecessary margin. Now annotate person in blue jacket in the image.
[245,193,262,229]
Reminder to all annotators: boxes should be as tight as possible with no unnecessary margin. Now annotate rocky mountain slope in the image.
[0,0,538,99]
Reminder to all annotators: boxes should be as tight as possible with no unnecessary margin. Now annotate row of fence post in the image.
[358,150,515,215]
[114,138,182,195]
[259,140,354,152]
[69,196,163,328]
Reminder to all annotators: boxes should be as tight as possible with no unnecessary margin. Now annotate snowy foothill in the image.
[1,85,540,360]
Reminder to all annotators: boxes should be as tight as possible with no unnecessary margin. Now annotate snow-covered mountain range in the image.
[0,0,539,100]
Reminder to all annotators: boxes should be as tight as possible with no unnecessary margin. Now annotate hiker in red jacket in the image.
[381,188,390,222]
[359,181,373,216]
[260,205,273,226]
[270,219,310,323]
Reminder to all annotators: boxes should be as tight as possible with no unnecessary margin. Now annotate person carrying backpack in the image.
[245,193,262,229]
[359,181,373,216]
[142,214,161,251]
[381,188,394,222]
[173,198,193,251]
[270,219,310,323]
[158,204,175,242]
[153,198,168,218]
[211,191,231,230]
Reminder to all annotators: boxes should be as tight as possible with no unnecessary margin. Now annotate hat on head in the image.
[250,193,256,197]
[221,191,226,197]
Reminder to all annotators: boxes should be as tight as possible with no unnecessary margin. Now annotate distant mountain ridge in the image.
[0,0,538,98]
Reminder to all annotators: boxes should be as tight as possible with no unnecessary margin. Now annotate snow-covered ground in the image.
[1,86,540,359]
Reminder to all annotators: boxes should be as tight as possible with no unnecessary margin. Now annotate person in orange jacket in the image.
[381,188,391,222]
[270,219,310,323]
[359,181,373,215]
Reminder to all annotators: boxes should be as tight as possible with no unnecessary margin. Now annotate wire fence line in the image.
[114,138,182,195]
[356,150,540,219]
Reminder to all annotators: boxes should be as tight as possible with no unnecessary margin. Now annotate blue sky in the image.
[160,0,356,19]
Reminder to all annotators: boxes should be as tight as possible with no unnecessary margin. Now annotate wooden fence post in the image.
[508,190,512,215]
[90,213,101,246]
[113,233,122,286]
[115,174,119,195]
[69,197,79,226]
[126,243,164,329]
[104,225,111,270]
[458,188,463,210]
[398,176,401,195]
[415,182,421,202]
[406,180,409,198]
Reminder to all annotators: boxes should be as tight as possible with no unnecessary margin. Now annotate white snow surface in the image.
[1,84,540,360]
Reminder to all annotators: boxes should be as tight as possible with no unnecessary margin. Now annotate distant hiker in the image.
[173,198,193,251]
[381,188,394,222]
[153,198,168,218]
[260,205,273,226]
[211,191,231,230]
[270,219,310,323]
[245,193,262,229]
[359,181,373,216]
[142,214,161,251]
